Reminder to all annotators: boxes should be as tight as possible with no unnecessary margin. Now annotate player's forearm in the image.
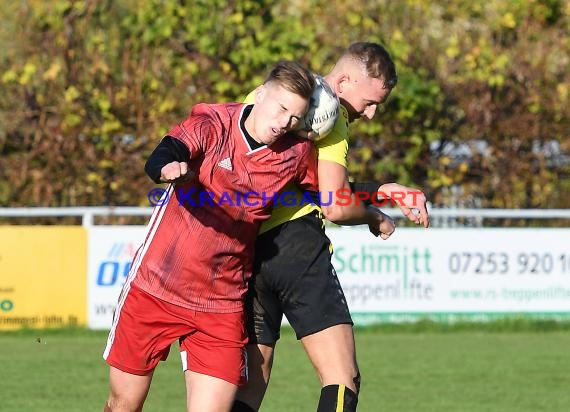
[377,182,401,199]
[145,136,190,183]
[321,196,370,225]
[351,182,426,206]
[317,161,377,225]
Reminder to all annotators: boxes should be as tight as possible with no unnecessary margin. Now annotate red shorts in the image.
[103,284,248,386]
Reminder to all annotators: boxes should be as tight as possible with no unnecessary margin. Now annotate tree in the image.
[1,0,568,221]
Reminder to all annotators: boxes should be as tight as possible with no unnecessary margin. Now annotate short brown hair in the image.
[344,42,398,89]
[264,61,315,100]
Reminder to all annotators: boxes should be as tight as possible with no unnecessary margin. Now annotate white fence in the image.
[1,206,570,227]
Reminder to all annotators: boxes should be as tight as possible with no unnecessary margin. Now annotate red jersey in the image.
[130,103,318,313]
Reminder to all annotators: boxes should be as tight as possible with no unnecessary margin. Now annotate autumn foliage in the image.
[1,0,568,214]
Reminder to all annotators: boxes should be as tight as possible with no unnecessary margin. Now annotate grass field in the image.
[2,321,570,411]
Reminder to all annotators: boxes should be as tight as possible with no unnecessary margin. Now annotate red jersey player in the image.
[103,61,318,412]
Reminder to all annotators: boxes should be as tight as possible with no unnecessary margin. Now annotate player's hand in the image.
[379,183,430,228]
[160,161,194,183]
[367,207,396,240]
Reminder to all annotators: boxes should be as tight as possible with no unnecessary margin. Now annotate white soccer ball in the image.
[301,74,340,141]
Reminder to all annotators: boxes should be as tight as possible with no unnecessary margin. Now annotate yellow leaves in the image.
[101,119,121,134]
[405,0,422,6]
[115,87,129,104]
[429,172,454,190]
[2,69,17,83]
[430,157,470,190]
[361,15,376,31]
[439,156,451,166]
[91,30,106,47]
[359,146,373,163]
[98,160,114,169]
[160,25,173,38]
[488,74,505,87]
[463,41,510,87]
[86,172,99,183]
[458,162,469,174]
[214,81,231,95]
[64,86,80,103]
[557,83,568,102]
[98,98,111,112]
[500,12,516,29]
[186,61,200,76]
[392,29,404,42]
[220,61,231,74]
[445,44,460,59]
[445,36,460,59]
[391,29,411,61]
[64,113,82,127]
[539,182,553,197]
[43,61,62,81]
[464,52,477,70]
[439,175,454,186]
[410,134,423,147]
[528,102,541,114]
[149,78,159,91]
[19,62,37,85]
[346,11,361,26]
[86,172,104,186]
[493,54,509,70]
[229,12,243,24]
[158,98,176,114]
[433,156,469,189]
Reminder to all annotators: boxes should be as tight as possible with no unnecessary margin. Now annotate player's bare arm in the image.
[318,159,381,225]
[377,182,430,228]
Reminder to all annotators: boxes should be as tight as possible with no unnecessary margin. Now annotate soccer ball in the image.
[301,74,340,141]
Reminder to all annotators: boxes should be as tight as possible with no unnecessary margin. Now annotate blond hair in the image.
[264,61,315,100]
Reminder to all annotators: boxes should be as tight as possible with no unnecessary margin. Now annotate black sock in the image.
[317,385,358,412]
[231,400,256,412]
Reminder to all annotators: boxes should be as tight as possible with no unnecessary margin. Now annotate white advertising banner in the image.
[87,226,146,329]
[327,227,570,323]
[87,226,570,329]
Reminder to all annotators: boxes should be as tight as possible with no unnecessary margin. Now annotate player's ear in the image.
[336,74,349,96]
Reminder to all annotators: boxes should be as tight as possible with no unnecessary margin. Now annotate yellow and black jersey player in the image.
[232,42,430,412]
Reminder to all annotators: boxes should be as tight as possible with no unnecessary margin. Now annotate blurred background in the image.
[0,0,568,222]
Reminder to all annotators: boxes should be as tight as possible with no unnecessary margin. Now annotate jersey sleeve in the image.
[244,89,256,104]
[166,103,221,160]
[144,136,191,183]
[295,142,319,192]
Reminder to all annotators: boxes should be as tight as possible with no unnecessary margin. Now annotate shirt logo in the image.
[218,157,233,171]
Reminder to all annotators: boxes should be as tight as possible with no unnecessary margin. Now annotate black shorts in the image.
[245,212,353,344]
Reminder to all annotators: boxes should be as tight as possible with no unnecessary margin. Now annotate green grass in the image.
[2,323,570,411]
